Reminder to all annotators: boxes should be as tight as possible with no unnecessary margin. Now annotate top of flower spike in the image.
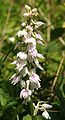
[24,5,38,17]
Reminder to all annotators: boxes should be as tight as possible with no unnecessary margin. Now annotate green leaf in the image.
[0,88,10,106]
[6,101,17,108]
[51,28,65,40]
[32,115,43,120]
[23,114,32,120]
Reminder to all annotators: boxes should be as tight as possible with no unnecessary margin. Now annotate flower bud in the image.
[24,12,32,17]
[9,37,15,42]
[25,5,31,11]
[32,8,37,13]
[21,22,26,27]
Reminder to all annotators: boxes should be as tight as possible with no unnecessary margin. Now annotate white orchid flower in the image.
[15,59,27,72]
[20,89,32,99]
[24,37,36,46]
[17,29,27,37]
[10,74,20,85]
[29,71,41,90]
[17,52,27,59]
[35,33,43,40]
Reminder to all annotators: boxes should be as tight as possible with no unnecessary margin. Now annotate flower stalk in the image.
[10,5,52,119]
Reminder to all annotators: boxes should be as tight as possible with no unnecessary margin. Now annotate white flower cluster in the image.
[10,5,52,119]
[33,101,52,120]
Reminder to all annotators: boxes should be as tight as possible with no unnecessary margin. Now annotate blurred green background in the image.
[0,0,65,120]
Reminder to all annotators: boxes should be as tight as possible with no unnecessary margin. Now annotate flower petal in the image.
[9,37,15,42]
[34,58,43,70]
[37,53,44,59]
[17,29,27,37]
[42,111,51,120]
[20,89,32,99]
[42,104,52,109]
[17,52,27,59]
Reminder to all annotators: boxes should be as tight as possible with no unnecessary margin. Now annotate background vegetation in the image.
[0,0,65,120]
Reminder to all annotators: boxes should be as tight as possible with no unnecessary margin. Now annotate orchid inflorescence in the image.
[10,5,52,119]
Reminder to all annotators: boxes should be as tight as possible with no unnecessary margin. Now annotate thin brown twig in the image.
[59,37,65,46]
[52,55,64,91]
[47,109,61,113]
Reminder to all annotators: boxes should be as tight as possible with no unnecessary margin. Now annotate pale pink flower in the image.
[16,59,27,72]
[27,44,36,51]
[11,52,27,72]
[28,47,37,59]
[31,20,44,28]
[35,33,43,40]
[10,74,20,85]
[28,46,44,61]
[29,72,41,90]
[29,72,40,81]
[41,104,52,109]
[17,52,27,59]
[24,37,36,46]
[26,25,33,31]
[20,89,32,99]
[17,29,27,37]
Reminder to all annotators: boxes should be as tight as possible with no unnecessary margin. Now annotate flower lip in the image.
[42,110,51,120]
[29,72,40,81]
[17,52,27,59]
[15,59,27,72]
[24,37,36,46]
[41,104,52,109]
[35,33,43,40]
[20,89,32,99]
[17,29,27,37]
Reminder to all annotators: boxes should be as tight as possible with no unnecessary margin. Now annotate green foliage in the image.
[23,114,32,120]
[51,28,65,40]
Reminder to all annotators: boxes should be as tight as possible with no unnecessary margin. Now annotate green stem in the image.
[29,100,34,116]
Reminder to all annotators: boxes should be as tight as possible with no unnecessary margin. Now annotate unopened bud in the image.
[21,22,26,27]
[24,12,32,17]
[32,8,37,13]
[25,5,31,11]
